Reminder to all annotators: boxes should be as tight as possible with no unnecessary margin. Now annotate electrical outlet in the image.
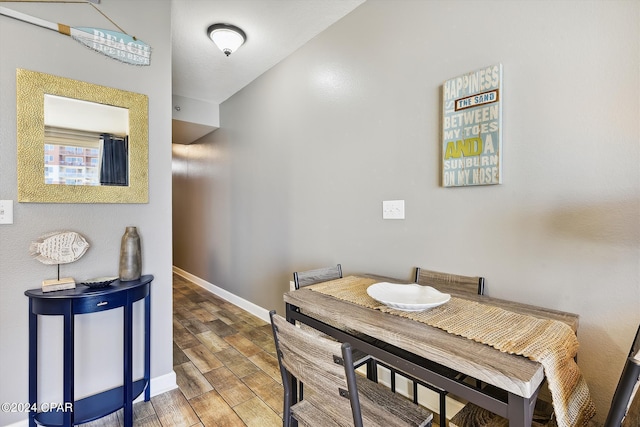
[382,200,405,220]
[0,200,14,224]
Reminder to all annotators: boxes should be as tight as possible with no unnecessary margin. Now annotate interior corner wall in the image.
[0,1,174,425]
[172,0,639,423]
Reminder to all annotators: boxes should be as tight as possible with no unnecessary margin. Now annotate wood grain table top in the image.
[284,275,580,400]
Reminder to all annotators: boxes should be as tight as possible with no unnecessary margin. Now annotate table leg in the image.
[507,392,535,427]
[28,301,37,427]
[144,292,151,401]
[123,297,133,427]
[63,302,74,427]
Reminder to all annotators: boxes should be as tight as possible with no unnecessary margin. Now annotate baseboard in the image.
[136,370,178,403]
[3,372,177,427]
[172,266,271,323]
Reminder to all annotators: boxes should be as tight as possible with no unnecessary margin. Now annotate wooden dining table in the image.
[283,274,582,427]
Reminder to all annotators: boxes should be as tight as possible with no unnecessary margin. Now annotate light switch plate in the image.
[0,200,13,224]
[382,200,405,219]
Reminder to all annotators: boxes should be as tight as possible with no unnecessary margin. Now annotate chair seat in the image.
[291,399,345,427]
[291,375,433,427]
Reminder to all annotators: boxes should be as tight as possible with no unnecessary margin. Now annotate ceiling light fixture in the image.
[207,23,246,57]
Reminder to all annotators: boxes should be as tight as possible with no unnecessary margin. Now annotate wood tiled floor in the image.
[81,273,283,427]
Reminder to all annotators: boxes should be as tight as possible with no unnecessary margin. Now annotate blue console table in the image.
[25,275,153,427]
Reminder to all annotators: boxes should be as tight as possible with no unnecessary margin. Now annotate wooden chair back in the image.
[270,310,362,426]
[414,267,485,296]
[270,311,433,427]
[605,324,640,427]
[293,264,342,289]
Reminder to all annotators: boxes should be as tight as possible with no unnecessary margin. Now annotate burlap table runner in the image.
[309,276,596,427]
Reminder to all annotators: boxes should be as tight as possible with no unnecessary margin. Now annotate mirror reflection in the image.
[44,95,129,186]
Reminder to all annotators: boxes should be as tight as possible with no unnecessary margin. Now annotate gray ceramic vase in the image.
[119,226,141,281]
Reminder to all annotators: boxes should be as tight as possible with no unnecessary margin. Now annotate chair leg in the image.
[366,359,378,382]
[439,391,447,427]
[283,386,292,427]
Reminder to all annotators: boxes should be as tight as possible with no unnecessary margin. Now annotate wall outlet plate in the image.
[383,200,404,219]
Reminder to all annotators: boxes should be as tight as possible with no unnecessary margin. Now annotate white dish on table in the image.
[367,282,450,312]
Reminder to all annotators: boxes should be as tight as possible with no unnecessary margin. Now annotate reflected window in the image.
[43,94,129,188]
[43,126,128,186]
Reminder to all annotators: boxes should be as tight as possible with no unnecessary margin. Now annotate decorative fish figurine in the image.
[29,231,90,265]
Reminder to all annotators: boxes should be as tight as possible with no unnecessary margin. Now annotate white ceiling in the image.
[171,0,366,106]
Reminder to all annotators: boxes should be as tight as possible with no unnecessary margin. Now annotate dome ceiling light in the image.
[207,23,246,57]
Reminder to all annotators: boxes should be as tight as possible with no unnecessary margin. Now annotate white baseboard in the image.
[137,370,178,402]
[3,372,178,427]
[172,266,271,323]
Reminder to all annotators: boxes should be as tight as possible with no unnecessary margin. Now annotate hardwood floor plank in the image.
[198,300,222,314]
[192,307,217,323]
[241,329,277,355]
[233,397,282,427]
[241,371,284,415]
[183,343,224,373]
[214,308,242,325]
[229,320,259,335]
[203,366,239,391]
[248,350,281,384]
[78,410,121,426]
[206,319,238,337]
[174,361,214,400]
[174,319,201,349]
[224,333,263,357]
[197,330,231,353]
[150,388,200,427]
[134,414,164,427]
[128,400,157,423]
[181,317,212,335]
[204,368,255,407]
[174,342,191,366]
[214,347,260,378]
[189,390,246,427]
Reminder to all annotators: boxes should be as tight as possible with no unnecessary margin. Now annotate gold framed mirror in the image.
[17,68,148,203]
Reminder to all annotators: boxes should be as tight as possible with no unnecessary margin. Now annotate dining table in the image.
[283,274,595,427]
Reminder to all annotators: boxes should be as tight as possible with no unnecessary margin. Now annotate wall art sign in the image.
[0,6,151,66]
[442,64,502,187]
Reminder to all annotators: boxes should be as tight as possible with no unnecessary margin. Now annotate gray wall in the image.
[0,1,173,425]
[173,0,639,423]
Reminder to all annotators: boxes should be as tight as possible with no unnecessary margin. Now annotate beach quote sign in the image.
[442,64,502,187]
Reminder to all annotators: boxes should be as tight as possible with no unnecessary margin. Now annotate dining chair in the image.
[293,264,343,289]
[376,267,486,426]
[293,264,376,380]
[414,267,485,296]
[605,323,640,427]
[270,311,433,427]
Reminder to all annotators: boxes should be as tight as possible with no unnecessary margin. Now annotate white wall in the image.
[0,1,174,425]
[173,1,639,424]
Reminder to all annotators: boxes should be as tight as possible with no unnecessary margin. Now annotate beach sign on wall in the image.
[442,64,502,187]
[0,6,151,66]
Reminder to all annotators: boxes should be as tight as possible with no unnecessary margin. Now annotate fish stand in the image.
[29,231,91,292]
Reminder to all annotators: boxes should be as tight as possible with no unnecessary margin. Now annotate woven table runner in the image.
[309,276,596,427]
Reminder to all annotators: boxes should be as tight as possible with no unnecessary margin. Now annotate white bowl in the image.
[367,282,450,312]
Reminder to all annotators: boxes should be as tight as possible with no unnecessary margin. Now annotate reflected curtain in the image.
[100,134,129,186]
